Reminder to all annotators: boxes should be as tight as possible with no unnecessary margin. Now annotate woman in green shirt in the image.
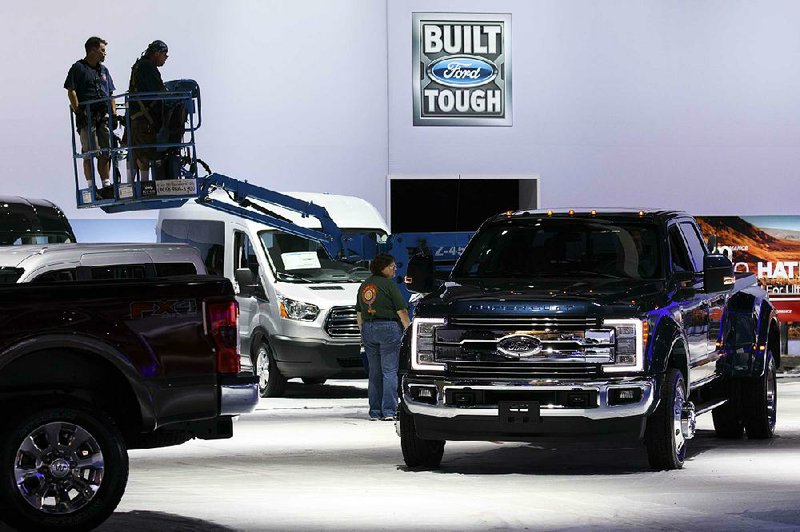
[356,254,411,420]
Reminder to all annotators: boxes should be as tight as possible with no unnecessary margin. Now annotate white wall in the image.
[0,0,388,220]
[0,0,798,229]
[388,0,800,215]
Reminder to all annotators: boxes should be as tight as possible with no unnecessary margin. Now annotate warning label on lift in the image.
[141,179,197,198]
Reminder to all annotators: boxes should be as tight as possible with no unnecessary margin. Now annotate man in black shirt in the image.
[64,36,115,199]
[129,40,169,181]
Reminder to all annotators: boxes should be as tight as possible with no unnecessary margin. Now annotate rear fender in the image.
[0,334,156,431]
[720,290,777,377]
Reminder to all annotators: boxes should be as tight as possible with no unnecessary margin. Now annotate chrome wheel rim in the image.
[256,345,270,391]
[14,421,104,514]
[766,355,777,430]
[672,382,686,460]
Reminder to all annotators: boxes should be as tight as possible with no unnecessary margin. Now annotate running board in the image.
[695,398,728,416]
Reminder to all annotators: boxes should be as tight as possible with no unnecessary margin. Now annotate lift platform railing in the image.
[69,80,201,212]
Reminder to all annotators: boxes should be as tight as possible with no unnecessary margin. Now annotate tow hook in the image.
[681,401,696,440]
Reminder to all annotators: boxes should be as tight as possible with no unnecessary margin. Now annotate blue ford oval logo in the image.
[427,55,498,89]
[497,335,543,358]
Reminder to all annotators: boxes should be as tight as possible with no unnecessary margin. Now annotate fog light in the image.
[609,387,642,405]
[410,386,437,404]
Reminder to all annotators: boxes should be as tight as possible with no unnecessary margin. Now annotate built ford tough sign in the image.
[399,209,779,470]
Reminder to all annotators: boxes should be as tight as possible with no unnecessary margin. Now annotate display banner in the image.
[412,13,512,126]
[697,216,800,323]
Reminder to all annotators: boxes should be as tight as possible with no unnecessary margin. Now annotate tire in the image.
[712,399,744,439]
[645,368,687,470]
[254,340,286,398]
[399,406,444,469]
[743,350,777,439]
[0,404,128,532]
[301,378,327,385]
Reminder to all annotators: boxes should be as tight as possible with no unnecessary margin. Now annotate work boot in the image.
[96,185,115,200]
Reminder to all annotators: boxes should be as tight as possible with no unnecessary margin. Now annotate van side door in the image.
[233,230,262,356]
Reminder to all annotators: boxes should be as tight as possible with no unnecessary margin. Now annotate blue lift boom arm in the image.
[197,173,346,258]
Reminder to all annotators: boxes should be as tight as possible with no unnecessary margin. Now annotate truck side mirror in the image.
[234,267,258,298]
[703,254,734,293]
[405,254,435,294]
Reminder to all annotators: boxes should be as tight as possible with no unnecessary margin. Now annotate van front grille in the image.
[325,306,360,338]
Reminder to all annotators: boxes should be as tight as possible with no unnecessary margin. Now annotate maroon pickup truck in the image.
[0,276,258,531]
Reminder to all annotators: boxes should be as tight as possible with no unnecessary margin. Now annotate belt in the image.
[366,318,399,322]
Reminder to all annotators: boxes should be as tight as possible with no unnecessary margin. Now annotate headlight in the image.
[277,295,319,321]
[602,318,646,373]
[411,317,446,371]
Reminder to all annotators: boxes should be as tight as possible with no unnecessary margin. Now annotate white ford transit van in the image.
[157,191,389,397]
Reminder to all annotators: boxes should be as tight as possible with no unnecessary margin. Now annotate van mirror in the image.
[235,268,258,298]
[405,254,436,294]
[703,254,734,293]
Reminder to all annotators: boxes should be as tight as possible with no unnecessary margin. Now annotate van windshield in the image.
[258,230,370,283]
[452,219,662,280]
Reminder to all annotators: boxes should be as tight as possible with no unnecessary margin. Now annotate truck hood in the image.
[416,277,668,317]
[273,281,358,308]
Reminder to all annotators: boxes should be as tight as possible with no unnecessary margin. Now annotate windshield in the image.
[453,219,662,280]
[259,230,370,283]
[0,202,76,245]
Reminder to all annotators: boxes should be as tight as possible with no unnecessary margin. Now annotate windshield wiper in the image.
[275,272,316,283]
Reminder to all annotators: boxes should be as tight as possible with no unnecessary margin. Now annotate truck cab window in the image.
[31,268,78,282]
[668,225,693,273]
[90,264,148,280]
[679,222,707,273]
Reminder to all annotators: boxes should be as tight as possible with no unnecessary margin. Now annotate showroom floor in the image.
[4,378,799,532]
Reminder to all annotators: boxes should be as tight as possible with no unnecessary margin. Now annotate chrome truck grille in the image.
[437,315,609,379]
[325,306,360,338]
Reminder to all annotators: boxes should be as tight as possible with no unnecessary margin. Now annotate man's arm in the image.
[67,89,80,113]
[356,311,363,331]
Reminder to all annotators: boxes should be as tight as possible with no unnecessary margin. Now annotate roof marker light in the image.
[568,210,575,216]
[638,210,645,217]
[591,210,597,216]
[547,210,553,216]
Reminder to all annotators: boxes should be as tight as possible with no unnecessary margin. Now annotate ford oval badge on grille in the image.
[427,55,498,88]
[497,334,543,358]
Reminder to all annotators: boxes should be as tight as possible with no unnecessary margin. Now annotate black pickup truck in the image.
[400,210,779,470]
[0,277,258,531]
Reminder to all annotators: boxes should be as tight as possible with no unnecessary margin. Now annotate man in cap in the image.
[129,40,169,180]
[64,36,116,199]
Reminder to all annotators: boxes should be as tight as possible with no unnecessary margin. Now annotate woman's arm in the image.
[396,309,411,330]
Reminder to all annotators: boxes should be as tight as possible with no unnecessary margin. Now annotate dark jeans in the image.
[361,320,403,418]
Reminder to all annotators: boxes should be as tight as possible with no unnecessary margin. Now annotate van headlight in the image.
[603,318,646,373]
[277,295,319,321]
[411,317,446,371]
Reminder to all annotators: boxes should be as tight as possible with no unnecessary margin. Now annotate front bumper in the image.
[402,376,656,442]
[219,374,259,415]
[271,335,366,379]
